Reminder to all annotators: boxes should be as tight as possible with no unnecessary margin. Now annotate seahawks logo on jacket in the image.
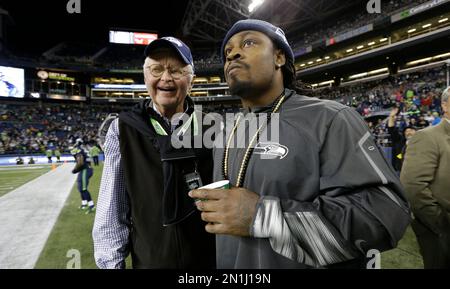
[253,142,289,159]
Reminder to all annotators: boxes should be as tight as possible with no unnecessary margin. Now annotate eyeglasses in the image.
[146,64,192,80]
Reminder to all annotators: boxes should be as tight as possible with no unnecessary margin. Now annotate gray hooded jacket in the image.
[213,89,410,269]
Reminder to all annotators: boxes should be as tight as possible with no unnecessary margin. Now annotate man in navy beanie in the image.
[189,19,411,269]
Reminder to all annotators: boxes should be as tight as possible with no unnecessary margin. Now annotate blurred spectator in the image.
[432,112,442,126]
[55,148,61,162]
[46,148,53,163]
[16,156,23,165]
[387,106,416,172]
[89,145,101,166]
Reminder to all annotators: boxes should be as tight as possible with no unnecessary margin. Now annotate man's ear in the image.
[143,71,148,84]
[274,49,286,68]
[188,74,196,95]
[143,65,148,84]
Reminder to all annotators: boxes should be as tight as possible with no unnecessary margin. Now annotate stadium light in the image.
[422,23,432,28]
[432,52,450,59]
[407,57,432,66]
[300,63,305,67]
[368,42,375,46]
[324,56,330,60]
[439,18,448,23]
[379,38,388,42]
[311,80,335,88]
[346,49,353,53]
[368,68,388,75]
[316,59,322,62]
[407,28,416,33]
[248,0,265,13]
[348,68,388,80]
[319,80,334,86]
[349,72,368,79]
[357,45,364,49]
[308,61,313,65]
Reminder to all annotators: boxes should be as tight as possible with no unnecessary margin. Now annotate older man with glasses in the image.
[93,37,216,269]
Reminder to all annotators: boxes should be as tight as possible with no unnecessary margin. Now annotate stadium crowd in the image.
[0,102,129,155]
[314,65,447,148]
[0,65,448,159]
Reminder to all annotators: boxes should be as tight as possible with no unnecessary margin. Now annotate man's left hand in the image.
[188,187,260,237]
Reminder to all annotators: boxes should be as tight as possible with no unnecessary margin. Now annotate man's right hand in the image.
[388,107,399,128]
[390,107,399,118]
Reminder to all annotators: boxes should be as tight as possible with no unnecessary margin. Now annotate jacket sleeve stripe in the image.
[252,196,355,267]
[378,185,402,207]
[358,132,388,185]
[287,212,355,266]
[253,197,315,266]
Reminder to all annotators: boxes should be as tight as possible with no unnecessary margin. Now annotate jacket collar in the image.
[245,88,295,114]
[119,96,194,138]
[149,99,191,133]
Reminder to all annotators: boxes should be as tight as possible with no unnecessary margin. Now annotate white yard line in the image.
[0,164,77,269]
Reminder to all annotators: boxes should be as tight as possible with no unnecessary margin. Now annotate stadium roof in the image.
[180,0,359,44]
[1,0,370,56]
[1,0,188,55]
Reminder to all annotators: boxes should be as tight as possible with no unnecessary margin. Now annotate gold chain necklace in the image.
[222,94,286,187]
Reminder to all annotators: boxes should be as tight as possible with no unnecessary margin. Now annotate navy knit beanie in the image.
[220,19,294,64]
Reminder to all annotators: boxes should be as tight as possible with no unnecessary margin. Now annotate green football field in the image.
[35,163,104,269]
[381,226,423,268]
[0,165,54,197]
[0,163,423,269]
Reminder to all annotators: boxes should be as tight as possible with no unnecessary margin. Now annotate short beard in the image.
[229,79,252,98]
[229,79,271,100]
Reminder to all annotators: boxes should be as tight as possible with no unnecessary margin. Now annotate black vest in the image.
[118,99,216,269]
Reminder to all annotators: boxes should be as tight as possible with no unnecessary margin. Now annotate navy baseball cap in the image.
[221,19,294,65]
[144,36,194,69]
